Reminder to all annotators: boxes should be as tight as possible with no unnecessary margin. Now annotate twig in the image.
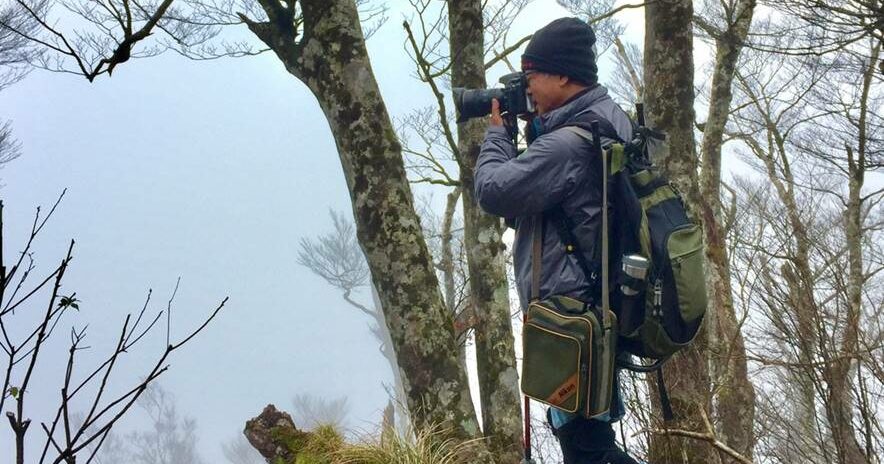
[484,33,531,70]
[403,20,461,168]
[644,426,754,464]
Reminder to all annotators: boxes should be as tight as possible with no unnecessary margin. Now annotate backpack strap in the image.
[557,125,626,301]
[596,122,611,318]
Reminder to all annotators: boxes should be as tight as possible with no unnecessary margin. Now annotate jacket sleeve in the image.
[475,125,589,218]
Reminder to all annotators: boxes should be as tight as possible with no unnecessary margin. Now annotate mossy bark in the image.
[644,1,719,463]
[447,1,523,462]
[697,1,757,461]
[241,0,485,450]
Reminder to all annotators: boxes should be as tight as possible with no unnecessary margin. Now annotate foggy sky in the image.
[0,1,643,461]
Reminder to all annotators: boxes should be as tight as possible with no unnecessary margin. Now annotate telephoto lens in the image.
[452,87,505,123]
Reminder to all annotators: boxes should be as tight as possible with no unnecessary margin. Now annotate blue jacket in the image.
[475,85,633,309]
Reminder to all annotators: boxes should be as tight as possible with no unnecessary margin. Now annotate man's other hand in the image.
[490,98,503,127]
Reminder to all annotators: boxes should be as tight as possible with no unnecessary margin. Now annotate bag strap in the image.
[530,214,543,302]
[657,369,676,421]
[524,213,544,464]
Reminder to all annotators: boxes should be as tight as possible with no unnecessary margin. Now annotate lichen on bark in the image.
[696,1,758,460]
[447,1,523,462]
[644,1,719,463]
[242,0,487,452]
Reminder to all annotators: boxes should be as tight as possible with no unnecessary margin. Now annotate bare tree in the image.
[608,37,643,106]
[0,0,42,89]
[222,434,263,464]
[0,195,225,464]
[444,1,523,460]
[0,0,45,180]
[692,0,760,461]
[642,1,720,463]
[236,1,484,448]
[88,383,209,464]
[0,0,221,80]
[296,210,410,433]
[125,384,207,464]
[769,0,884,62]
[291,393,351,431]
[725,21,884,463]
[0,120,22,180]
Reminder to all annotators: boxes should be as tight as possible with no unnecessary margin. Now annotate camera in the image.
[453,72,534,123]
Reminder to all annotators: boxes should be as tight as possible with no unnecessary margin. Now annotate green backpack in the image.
[555,109,707,418]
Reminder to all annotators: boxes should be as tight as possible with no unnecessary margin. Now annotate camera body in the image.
[453,72,534,123]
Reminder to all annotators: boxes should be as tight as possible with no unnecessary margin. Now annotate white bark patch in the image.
[432,378,457,408]
[477,228,495,245]
[497,367,519,396]
[300,39,323,74]
[492,284,509,305]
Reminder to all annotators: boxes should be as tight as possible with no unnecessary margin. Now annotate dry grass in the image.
[337,425,476,464]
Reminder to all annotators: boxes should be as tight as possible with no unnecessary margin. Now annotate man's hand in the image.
[490,98,503,127]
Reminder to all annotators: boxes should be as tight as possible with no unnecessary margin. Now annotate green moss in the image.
[266,424,344,464]
[270,425,310,459]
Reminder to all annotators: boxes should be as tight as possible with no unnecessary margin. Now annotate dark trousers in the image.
[552,416,640,464]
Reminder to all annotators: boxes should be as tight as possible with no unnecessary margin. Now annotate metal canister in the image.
[621,254,649,296]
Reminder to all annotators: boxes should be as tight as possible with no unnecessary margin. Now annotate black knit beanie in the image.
[521,17,598,85]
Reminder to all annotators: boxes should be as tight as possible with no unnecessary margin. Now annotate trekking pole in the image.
[522,392,534,463]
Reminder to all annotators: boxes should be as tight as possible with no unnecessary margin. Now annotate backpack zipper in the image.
[653,278,663,317]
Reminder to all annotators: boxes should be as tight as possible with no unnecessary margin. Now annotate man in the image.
[474,17,639,464]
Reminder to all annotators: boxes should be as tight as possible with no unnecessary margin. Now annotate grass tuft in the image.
[333,424,478,464]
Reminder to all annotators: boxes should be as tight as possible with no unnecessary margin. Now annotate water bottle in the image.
[621,254,649,295]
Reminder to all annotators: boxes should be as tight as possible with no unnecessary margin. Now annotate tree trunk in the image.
[697,1,757,460]
[822,43,879,464]
[447,1,523,461]
[241,0,486,450]
[370,286,410,434]
[644,1,718,463]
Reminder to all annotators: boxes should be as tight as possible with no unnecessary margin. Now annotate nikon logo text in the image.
[546,373,579,406]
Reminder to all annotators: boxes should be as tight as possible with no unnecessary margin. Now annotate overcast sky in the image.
[0,1,649,461]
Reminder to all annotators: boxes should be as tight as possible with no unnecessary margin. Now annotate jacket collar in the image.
[534,84,609,135]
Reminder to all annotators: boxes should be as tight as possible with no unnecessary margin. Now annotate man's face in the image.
[525,71,567,116]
